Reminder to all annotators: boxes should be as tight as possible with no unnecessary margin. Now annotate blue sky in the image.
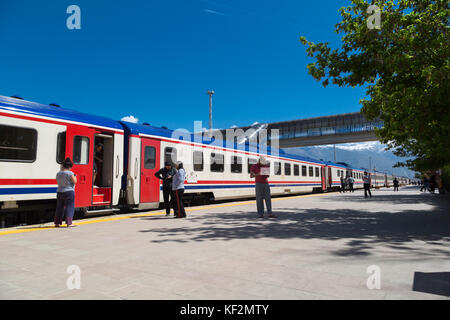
[0,0,366,131]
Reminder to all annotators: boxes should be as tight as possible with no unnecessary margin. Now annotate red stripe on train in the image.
[0,179,57,185]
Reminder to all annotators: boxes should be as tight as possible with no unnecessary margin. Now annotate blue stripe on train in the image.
[0,187,58,195]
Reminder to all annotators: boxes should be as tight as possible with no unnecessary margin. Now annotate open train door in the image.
[139,138,161,204]
[321,167,327,191]
[65,125,95,208]
[328,167,332,189]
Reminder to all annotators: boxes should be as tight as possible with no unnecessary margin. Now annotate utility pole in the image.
[334,144,336,162]
[207,90,214,133]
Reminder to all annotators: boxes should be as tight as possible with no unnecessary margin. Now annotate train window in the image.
[315,167,320,177]
[0,124,37,162]
[309,166,314,177]
[337,170,340,177]
[73,136,90,165]
[293,164,299,176]
[274,161,281,175]
[248,158,257,173]
[231,156,242,173]
[193,151,203,171]
[284,163,291,176]
[164,147,177,166]
[56,132,66,164]
[211,153,224,172]
[301,165,307,176]
[144,146,156,169]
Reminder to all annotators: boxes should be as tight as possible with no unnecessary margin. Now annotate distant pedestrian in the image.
[420,177,430,192]
[340,177,346,193]
[55,158,77,227]
[347,176,355,192]
[172,161,186,218]
[250,156,275,218]
[155,162,177,216]
[363,171,372,198]
[393,177,399,191]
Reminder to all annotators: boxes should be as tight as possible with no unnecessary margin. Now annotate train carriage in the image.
[324,162,366,191]
[0,95,124,223]
[120,122,327,210]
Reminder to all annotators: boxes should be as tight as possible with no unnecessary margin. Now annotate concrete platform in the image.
[1,186,449,300]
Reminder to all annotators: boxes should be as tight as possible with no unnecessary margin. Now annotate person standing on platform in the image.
[421,176,430,192]
[363,171,372,198]
[347,175,355,192]
[250,156,275,218]
[172,161,186,218]
[340,176,346,193]
[393,177,399,191]
[155,162,177,216]
[55,158,77,227]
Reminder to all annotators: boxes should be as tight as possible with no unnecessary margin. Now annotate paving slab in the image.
[1,186,449,300]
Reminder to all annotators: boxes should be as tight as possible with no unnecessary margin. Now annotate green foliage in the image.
[300,0,450,171]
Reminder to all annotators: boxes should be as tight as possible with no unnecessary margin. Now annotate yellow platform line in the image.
[0,192,331,236]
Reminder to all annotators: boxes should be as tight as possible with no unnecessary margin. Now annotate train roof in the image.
[120,121,325,165]
[0,95,123,131]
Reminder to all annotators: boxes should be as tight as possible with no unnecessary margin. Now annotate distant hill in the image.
[284,142,416,179]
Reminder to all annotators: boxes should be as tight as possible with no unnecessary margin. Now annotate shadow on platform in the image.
[137,189,450,258]
[332,191,446,206]
[412,272,450,297]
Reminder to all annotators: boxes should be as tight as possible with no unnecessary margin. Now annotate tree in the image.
[300,0,449,171]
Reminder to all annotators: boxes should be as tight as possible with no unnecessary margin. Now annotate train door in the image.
[65,126,95,208]
[321,167,327,190]
[328,167,332,188]
[140,138,160,203]
[92,132,115,206]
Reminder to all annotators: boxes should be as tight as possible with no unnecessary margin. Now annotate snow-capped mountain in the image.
[284,142,416,179]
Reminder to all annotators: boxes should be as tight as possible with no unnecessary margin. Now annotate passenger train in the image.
[0,95,410,227]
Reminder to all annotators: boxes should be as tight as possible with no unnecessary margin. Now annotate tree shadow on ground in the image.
[333,190,447,206]
[412,272,450,297]
[137,190,450,257]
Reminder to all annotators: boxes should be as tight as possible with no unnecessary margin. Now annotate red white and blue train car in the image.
[120,122,327,210]
[0,95,124,223]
